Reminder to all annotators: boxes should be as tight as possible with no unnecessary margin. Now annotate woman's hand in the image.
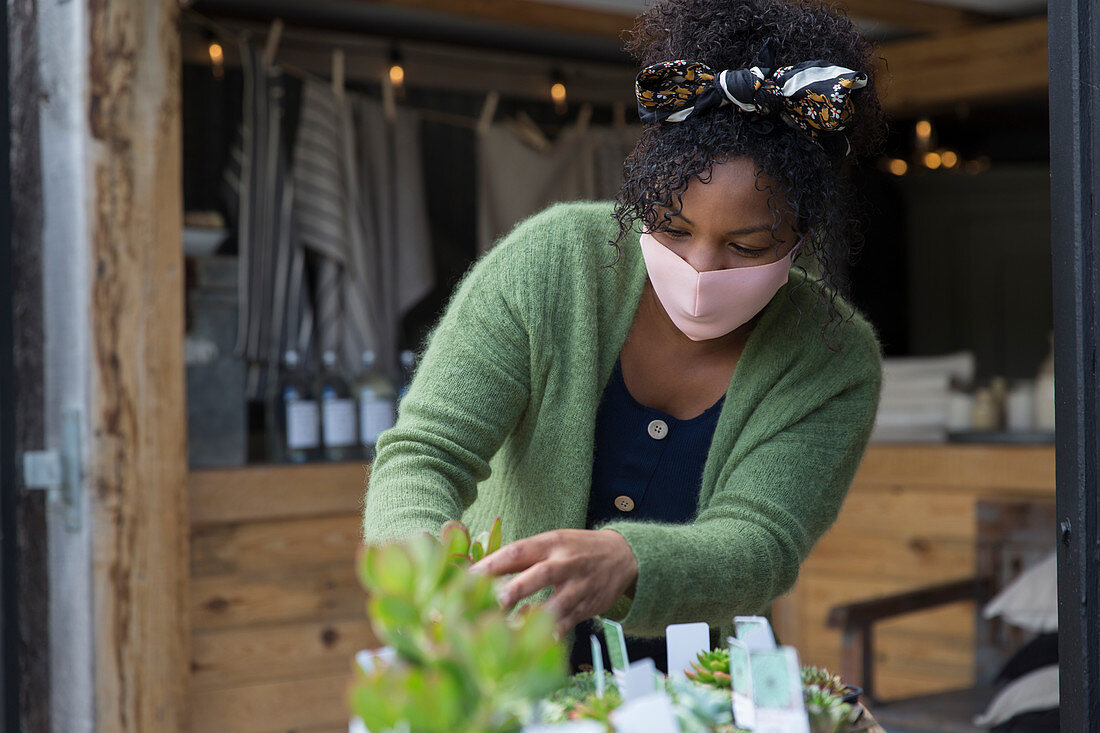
[471,529,639,637]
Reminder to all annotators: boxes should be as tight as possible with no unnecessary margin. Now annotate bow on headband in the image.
[635,51,868,144]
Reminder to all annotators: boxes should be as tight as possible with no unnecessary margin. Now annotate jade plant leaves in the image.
[350,518,567,733]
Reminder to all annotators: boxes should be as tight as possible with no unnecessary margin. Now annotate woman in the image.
[363,0,885,670]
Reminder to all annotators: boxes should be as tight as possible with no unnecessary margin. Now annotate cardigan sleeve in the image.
[362,232,536,544]
[600,322,883,637]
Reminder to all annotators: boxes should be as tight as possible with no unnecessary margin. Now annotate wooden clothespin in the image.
[613,101,627,132]
[381,71,397,123]
[575,103,594,135]
[332,49,345,101]
[261,18,284,67]
[477,90,500,135]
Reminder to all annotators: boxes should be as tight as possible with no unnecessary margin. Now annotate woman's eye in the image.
[730,243,766,257]
[665,229,689,238]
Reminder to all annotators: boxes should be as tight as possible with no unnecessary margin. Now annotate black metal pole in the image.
[1049,1,1100,731]
[0,0,19,727]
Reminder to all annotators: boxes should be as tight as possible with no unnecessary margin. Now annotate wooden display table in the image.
[186,444,1054,731]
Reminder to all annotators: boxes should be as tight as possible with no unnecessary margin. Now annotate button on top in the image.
[614,495,636,512]
[647,419,669,440]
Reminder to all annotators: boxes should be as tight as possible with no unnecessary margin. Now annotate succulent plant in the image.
[441,516,502,567]
[801,666,847,697]
[666,675,735,733]
[804,684,854,733]
[349,520,566,733]
[684,647,732,689]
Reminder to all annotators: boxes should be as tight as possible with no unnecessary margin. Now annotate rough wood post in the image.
[86,0,188,731]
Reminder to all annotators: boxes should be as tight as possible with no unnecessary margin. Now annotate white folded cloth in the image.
[974,665,1059,728]
[983,551,1058,632]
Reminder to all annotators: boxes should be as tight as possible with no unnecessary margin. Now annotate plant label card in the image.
[354,646,397,674]
[665,622,711,678]
[734,616,777,652]
[602,618,630,674]
[349,716,369,733]
[523,723,606,733]
[749,647,810,733]
[609,692,682,733]
[728,636,756,730]
[622,658,663,702]
[590,634,606,698]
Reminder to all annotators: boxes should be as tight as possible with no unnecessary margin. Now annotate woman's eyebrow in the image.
[726,224,774,236]
[664,212,773,236]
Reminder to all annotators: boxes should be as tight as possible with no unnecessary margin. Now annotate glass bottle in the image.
[355,350,396,460]
[276,350,319,463]
[318,350,358,461]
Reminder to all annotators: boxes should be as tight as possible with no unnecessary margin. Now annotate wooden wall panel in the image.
[189,463,369,732]
[191,619,376,690]
[190,674,353,733]
[88,0,189,730]
[776,445,1054,699]
[191,514,364,576]
[190,462,369,525]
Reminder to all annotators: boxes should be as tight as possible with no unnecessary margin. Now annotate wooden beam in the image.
[839,0,984,33]
[877,16,1049,115]
[360,0,638,40]
[87,0,189,731]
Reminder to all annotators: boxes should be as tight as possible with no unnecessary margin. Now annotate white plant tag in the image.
[729,636,756,730]
[750,647,810,733]
[354,646,397,674]
[665,622,710,678]
[622,658,662,702]
[523,723,605,733]
[590,635,606,698]
[602,618,629,673]
[349,717,369,733]
[609,693,682,733]
[734,615,777,651]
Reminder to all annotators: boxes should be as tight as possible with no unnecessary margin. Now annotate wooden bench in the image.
[827,499,1056,733]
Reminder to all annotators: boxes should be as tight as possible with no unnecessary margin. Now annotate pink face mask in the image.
[639,232,798,341]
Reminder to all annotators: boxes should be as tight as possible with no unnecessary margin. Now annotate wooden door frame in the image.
[85,0,189,730]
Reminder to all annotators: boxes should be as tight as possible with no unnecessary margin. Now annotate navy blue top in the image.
[571,359,725,674]
[586,360,725,528]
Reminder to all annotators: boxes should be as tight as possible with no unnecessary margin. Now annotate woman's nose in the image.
[681,242,728,273]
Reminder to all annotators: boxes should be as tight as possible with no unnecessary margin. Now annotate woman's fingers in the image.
[499,559,560,609]
[471,531,555,577]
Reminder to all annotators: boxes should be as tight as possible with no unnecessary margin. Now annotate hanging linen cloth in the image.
[477,113,596,255]
[291,78,377,379]
[223,40,298,401]
[476,112,643,255]
[351,95,435,380]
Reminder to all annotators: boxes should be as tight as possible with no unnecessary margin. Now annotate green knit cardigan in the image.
[363,201,883,638]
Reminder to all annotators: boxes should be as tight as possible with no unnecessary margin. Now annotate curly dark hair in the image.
[612,0,887,335]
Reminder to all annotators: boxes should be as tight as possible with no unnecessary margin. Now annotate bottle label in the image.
[287,400,320,449]
[360,396,395,445]
[322,399,357,447]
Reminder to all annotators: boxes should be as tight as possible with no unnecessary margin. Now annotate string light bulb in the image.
[388,47,406,96]
[941,150,959,169]
[923,151,943,170]
[887,158,909,176]
[550,70,567,114]
[207,36,225,80]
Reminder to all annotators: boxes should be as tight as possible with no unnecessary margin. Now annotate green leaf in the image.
[487,516,503,555]
[471,541,485,563]
[369,595,421,633]
[367,543,417,598]
[442,520,470,556]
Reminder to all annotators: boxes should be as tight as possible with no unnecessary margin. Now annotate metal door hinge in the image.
[22,408,82,531]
